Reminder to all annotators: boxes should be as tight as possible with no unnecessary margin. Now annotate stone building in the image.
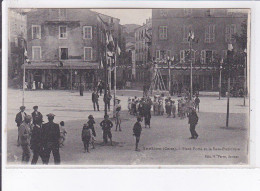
[134,18,152,85]
[151,8,248,91]
[8,9,27,79]
[23,8,122,90]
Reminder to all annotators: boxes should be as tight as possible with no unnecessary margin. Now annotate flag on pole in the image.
[106,33,115,52]
[117,44,121,55]
[100,59,104,69]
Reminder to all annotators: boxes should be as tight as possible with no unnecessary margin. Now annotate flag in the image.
[100,59,103,69]
[106,33,115,52]
[24,48,28,57]
[117,44,121,55]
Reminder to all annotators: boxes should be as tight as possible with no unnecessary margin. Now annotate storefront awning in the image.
[22,61,100,70]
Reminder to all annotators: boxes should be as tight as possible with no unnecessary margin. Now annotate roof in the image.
[22,61,100,70]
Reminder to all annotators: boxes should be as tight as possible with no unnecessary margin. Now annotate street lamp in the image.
[226,43,233,128]
[243,48,247,106]
[167,56,171,94]
[219,58,223,100]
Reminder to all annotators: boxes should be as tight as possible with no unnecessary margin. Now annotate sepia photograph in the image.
[5,7,250,166]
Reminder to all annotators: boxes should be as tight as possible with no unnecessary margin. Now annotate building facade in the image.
[24,8,121,90]
[151,8,248,91]
[8,9,27,80]
[134,18,152,84]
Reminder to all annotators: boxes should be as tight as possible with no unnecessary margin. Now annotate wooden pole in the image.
[219,68,222,100]
[243,53,246,106]
[226,77,230,127]
[190,40,193,100]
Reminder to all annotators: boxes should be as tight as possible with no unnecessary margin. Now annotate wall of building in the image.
[151,9,247,62]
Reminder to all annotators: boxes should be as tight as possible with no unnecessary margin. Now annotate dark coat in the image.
[30,124,43,150]
[188,111,199,125]
[31,111,43,125]
[92,92,99,102]
[133,122,142,137]
[42,121,60,146]
[15,111,27,127]
[100,119,113,131]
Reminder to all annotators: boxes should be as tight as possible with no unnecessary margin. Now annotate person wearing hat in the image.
[15,106,27,146]
[18,115,32,163]
[92,90,100,111]
[100,115,113,145]
[187,109,199,139]
[133,117,142,151]
[31,106,43,126]
[115,99,122,131]
[81,124,93,153]
[42,113,61,164]
[103,91,112,112]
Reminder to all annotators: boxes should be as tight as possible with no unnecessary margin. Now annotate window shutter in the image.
[212,25,215,42]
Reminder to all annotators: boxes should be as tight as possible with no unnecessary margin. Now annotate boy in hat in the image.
[81,124,92,153]
[31,106,43,126]
[19,115,32,163]
[133,117,142,151]
[15,106,27,146]
[87,115,96,149]
[42,113,60,165]
[100,115,113,145]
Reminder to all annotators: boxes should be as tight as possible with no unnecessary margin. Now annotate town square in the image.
[6,8,250,165]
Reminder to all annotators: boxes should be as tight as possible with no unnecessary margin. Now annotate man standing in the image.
[42,113,60,165]
[115,99,122,131]
[133,117,142,151]
[31,106,43,126]
[188,109,199,139]
[100,115,113,145]
[92,90,100,111]
[30,122,44,164]
[18,115,32,163]
[104,91,112,112]
[15,106,27,146]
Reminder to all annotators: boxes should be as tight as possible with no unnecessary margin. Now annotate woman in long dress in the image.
[32,81,36,90]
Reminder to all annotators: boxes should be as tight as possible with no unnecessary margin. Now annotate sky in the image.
[92,9,152,25]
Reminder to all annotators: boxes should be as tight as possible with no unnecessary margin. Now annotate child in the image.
[165,99,172,117]
[128,97,132,113]
[100,115,113,145]
[81,124,92,153]
[172,101,176,118]
[87,115,96,149]
[133,117,142,151]
[59,121,67,147]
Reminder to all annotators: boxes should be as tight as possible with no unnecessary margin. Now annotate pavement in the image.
[5,89,249,165]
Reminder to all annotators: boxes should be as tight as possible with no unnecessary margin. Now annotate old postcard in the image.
[5,7,250,166]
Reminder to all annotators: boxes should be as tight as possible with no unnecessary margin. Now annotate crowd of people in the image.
[14,90,201,165]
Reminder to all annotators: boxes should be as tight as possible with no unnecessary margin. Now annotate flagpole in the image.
[190,36,193,100]
[113,48,117,116]
[22,46,25,106]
